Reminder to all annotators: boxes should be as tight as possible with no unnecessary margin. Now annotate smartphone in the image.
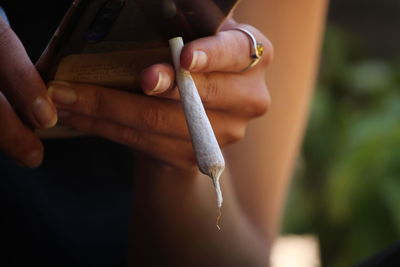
[36,0,240,91]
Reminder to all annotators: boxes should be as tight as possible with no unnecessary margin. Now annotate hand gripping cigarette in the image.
[169,37,225,209]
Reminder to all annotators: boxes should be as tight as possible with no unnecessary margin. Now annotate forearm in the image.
[227,0,329,240]
[130,155,270,267]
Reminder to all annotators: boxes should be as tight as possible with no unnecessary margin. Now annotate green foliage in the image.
[282,25,400,266]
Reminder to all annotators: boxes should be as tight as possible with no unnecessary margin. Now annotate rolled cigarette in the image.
[169,37,225,208]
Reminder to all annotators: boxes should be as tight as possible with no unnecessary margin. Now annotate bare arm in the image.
[130,157,270,266]
[227,0,329,240]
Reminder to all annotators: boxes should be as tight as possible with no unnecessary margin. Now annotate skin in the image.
[0,17,57,168]
[0,0,328,264]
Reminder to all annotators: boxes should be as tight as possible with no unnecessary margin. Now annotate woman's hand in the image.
[0,18,57,167]
[49,21,273,170]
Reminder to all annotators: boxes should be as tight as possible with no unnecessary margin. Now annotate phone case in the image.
[36,0,239,138]
[37,0,239,90]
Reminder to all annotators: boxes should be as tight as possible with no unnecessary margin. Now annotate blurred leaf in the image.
[325,99,400,222]
[381,174,400,233]
[344,60,394,94]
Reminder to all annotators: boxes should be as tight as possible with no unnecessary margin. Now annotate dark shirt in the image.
[0,138,134,267]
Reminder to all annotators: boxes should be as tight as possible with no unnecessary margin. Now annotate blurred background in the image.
[278,0,400,266]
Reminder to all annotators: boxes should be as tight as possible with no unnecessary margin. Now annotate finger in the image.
[140,63,175,95]
[49,81,246,143]
[192,72,270,117]
[0,92,43,167]
[58,112,197,169]
[139,64,270,117]
[0,18,57,129]
[180,24,273,73]
[48,81,190,140]
[58,111,247,168]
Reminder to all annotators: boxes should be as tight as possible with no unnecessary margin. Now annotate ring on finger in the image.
[230,27,264,72]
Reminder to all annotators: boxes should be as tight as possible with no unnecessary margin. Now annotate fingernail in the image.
[23,150,43,168]
[152,72,171,93]
[32,97,57,128]
[189,50,208,71]
[48,85,77,105]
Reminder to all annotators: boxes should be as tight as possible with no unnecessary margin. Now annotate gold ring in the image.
[231,27,264,72]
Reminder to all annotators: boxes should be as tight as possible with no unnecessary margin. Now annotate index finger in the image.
[180,24,273,73]
[0,18,57,129]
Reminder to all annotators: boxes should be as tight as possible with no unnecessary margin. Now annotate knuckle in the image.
[212,31,239,69]
[86,89,107,116]
[200,74,219,105]
[246,83,271,117]
[217,121,246,146]
[120,128,141,146]
[227,125,246,145]
[86,89,104,116]
[223,31,245,69]
[142,106,165,130]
